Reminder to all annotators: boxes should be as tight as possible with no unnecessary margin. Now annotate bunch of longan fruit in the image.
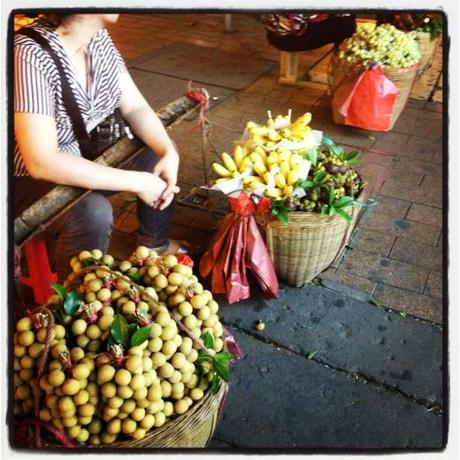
[13,246,227,446]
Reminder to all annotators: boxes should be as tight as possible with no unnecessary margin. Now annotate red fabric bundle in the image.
[333,65,399,131]
[200,192,278,304]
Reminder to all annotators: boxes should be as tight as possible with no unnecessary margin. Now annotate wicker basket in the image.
[17,381,228,449]
[415,31,440,78]
[256,192,365,287]
[330,55,418,131]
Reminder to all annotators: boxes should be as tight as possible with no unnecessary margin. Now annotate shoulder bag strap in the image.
[17,27,95,159]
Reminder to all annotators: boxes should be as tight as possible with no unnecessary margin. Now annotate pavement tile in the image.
[391,158,442,179]
[134,42,276,90]
[129,69,236,112]
[214,329,442,448]
[392,108,443,140]
[318,268,377,301]
[372,284,442,324]
[424,270,443,299]
[424,101,443,112]
[371,132,411,157]
[360,211,439,245]
[390,237,443,270]
[379,170,442,208]
[407,203,443,227]
[214,328,442,448]
[366,195,411,218]
[341,249,429,293]
[406,136,442,163]
[219,285,442,404]
[348,228,396,257]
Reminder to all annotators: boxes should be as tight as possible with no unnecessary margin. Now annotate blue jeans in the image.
[14,147,174,282]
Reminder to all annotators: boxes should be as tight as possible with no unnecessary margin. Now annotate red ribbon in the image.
[15,418,76,448]
[177,254,194,267]
[184,81,209,130]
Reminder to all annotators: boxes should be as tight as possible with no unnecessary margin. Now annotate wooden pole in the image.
[14,94,203,246]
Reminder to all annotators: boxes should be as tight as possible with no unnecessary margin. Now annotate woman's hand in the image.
[153,149,180,197]
[135,172,169,208]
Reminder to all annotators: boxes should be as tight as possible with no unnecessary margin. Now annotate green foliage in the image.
[270,200,289,224]
[110,314,151,348]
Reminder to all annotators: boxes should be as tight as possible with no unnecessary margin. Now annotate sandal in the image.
[152,239,192,256]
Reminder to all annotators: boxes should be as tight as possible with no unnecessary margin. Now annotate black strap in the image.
[17,27,95,159]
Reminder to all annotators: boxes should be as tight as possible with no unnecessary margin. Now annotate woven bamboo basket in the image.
[17,382,228,449]
[330,55,418,131]
[256,191,365,287]
[415,31,440,78]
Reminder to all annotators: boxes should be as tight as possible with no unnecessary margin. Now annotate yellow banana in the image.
[239,157,252,173]
[249,126,270,137]
[232,171,241,178]
[242,175,260,185]
[275,173,287,188]
[278,150,291,162]
[280,128,292,138]
[267,130,281,142]
[289,154,302,168]
[212,162,232,178]
[221,153,237,173]
[248,181,267,191]
[280,161,290,178]
[287,170,300,186]
[252,134,266,145]
[265,187,282,198]
[266,153,278,166]
[233,145,245,167]
[254,146,267,160]
[283,185,294,196]
[253,162,267,177]
[263,172,275,187]
[249,152,264,165]
[214,177,230,184]
[266,141,276,148]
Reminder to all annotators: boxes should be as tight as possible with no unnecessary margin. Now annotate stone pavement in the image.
[105,13,445,449]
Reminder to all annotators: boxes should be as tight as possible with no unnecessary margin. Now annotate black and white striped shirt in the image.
[14,20,126,176]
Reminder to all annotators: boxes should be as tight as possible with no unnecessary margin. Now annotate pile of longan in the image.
[13,246,226,446]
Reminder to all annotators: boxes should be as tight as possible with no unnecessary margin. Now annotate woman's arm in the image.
[118,70,180,201]
[14,112,171,207]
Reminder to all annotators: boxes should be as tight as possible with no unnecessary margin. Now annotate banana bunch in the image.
[211,145,250,183]
[241,147,303,199]
[245,112,313,149]
[211,112,314,199]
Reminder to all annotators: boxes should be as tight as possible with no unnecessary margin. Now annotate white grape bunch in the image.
[338,23,421,68]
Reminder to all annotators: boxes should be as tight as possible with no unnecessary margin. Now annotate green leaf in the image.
[399,310,408,318]
[210,373,221,395]
[214,351,234,366]
[275,208,289,224]
[307,149,318,167]
[51,283,66,300]
[329,206,337,216]
[111,314,129,345]
[344,150,361,161]
[202,331,214,349]
[106,335,116,352]
[321,205,329,216]
[299,180,315,189]
[329,144,344,157]
[313,171,327,184]
[335,207,353,222]
[82,257,95,267]
[329,188,335,207]
[130,325,152,347]
[213,358,231,382]
[63,291,81,316]
[128,271,143,282]
[196,352,212,363]
[347,159,363,166]
[334,196,354,209]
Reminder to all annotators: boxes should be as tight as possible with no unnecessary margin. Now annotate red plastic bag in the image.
[333,65,399,131]
[199,192,279,304]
